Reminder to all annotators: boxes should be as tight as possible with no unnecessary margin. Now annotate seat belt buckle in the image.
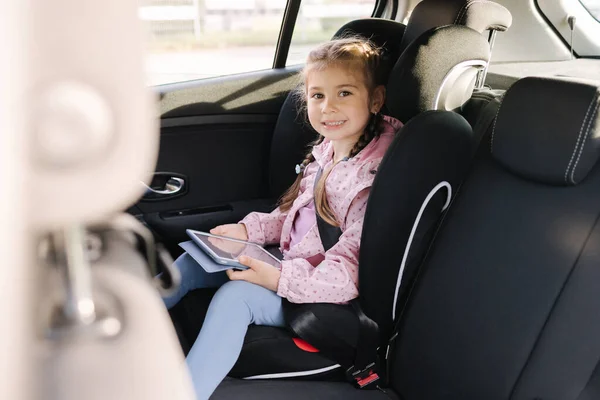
[346,362,380,389]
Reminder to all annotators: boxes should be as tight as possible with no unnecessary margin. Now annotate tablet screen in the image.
[189,231,281,268]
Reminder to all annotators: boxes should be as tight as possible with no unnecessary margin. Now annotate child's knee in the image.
[212,280,255,304]
[210,280,270,313]
[210,281,284,326]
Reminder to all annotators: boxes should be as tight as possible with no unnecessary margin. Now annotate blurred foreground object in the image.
[0,1,194,399]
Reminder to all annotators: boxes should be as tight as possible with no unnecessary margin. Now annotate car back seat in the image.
[390,76,600,400]
[211,75,600,400]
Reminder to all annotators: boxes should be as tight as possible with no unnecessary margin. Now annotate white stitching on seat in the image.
[489,97,504,153]
[392,182,452,321]
[570,93,599,184]
[243,364,341,380]
[564,92,598,184]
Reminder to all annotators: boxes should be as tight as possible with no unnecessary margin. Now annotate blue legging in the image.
[163,252,286,399]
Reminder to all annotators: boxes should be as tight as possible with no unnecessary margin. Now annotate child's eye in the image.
[339,90,352,97]
[311,93,324,99]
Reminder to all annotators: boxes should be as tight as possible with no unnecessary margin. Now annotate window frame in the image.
[273,0,302,68]
[272,0,385,68]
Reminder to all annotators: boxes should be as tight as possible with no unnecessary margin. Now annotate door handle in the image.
[141,175,186,200]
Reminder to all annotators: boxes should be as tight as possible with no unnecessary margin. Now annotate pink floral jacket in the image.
[240,116,403,304]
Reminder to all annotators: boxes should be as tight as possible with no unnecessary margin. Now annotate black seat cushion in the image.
[211,377,398,400]
[229,325,344,381]
[170,289,346,380]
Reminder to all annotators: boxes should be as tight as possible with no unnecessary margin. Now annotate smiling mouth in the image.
[322,120,347,127]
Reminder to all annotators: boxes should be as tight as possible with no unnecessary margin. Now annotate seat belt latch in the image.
[346,362,380,389]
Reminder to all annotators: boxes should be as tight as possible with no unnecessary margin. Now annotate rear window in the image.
[141,0,376,85]
[286,0,376,66]
[141,0,287,85]
[580,0,600,22]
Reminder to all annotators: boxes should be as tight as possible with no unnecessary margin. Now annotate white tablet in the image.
[186,229,281,269]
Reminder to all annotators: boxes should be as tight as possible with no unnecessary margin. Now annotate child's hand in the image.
[226,256,281,292]
[210,224,248,241]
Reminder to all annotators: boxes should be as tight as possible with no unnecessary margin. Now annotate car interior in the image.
[2,1,599,400]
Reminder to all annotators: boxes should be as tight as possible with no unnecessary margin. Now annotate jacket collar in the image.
[311,115,403,167]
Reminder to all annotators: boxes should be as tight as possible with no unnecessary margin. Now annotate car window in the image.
[286,0,376,66]
[141,0,287,85]
[537,0,600,58]
[580,0,600,22]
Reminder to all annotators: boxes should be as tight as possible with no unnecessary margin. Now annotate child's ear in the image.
[371,85,386,113]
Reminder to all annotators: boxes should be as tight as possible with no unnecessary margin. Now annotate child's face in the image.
[306,64,383,148]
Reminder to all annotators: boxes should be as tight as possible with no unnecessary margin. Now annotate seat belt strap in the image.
[313,167,343,250]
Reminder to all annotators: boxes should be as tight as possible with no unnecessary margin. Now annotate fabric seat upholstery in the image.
[213,377,396,400]
[399,0,512,53]
[390,76,600,399]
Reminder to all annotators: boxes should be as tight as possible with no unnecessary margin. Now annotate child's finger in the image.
[210,226,222,235]
[238,256,261,271]
[227,268,248,280]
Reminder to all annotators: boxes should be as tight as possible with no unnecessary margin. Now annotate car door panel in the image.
[158,67,301,118]
[134,67,303,254]
[142,198,277,249]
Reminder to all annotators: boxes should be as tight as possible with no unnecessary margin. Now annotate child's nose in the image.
[321,98,337,113]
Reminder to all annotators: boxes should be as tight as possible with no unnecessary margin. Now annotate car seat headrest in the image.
[400,0,513,52]
[28,9,157,231]
[386,25,490,123]
[333,18,406,85]
[492,77,600,186]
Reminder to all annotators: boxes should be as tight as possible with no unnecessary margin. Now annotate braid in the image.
[349,132,371,159]
[313,113,384,226]
[278,136,322,211]
[349,112,383,158]
[299,153,315,172]
[300,135,322,168]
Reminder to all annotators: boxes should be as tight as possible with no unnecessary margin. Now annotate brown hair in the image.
[278,37,385,226]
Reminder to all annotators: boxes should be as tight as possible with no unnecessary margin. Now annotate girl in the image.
[164,37,403,399]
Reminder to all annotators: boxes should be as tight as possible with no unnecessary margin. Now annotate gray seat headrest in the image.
[492,77,600,186]
[386,25,491,123]
[400,0,513,52]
